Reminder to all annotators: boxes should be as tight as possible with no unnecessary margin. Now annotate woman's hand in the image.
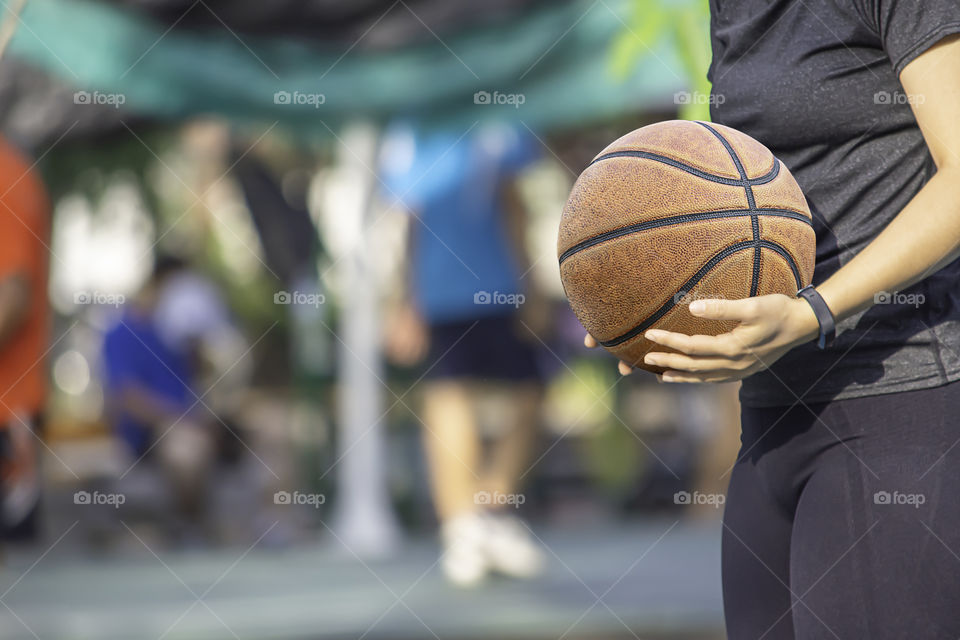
[584,294,820,383]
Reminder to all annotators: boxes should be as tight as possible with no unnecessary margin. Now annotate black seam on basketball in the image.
[589,150,781,187]
[756,251,764,299]
[750,218,761,297]
[599,240,754,348]
[695,122,769,195]
[759,242,803,289]
[558,208,811,264]
[697,121,748,180]
[598,239,801,348]
[696,121,764,297]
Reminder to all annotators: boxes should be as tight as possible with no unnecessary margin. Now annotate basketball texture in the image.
[558,120,815,374]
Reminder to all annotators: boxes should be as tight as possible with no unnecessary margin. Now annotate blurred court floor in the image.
[0,519,724,640]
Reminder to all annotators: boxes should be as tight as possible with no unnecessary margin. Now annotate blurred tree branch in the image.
[608,0,713,121]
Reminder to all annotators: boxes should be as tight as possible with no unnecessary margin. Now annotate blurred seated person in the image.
[381,121,549,587]
[0,138,50,545]
[102,256,216,542]
[152,260,252,461]
[154,263,251,395]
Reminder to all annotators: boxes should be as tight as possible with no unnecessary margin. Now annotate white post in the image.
[330,122,400,557]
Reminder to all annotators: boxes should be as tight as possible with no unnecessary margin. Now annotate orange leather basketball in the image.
[558,120,815,374]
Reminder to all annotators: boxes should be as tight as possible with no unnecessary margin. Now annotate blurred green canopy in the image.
[8,0,705,135]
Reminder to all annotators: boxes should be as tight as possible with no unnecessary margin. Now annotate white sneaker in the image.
[480,512,544,579]
[440,512,489,587]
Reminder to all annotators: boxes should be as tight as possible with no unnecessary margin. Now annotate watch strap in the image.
[796,285,836,350]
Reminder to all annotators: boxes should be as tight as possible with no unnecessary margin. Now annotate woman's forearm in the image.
[817,164,960,323]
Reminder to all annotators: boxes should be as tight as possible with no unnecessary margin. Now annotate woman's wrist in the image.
[788,296,822,347]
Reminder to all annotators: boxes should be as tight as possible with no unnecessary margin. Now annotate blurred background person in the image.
[100,255,217,545]
[381,122,549,587]
[0,137,50,546]
[152,250,253,463]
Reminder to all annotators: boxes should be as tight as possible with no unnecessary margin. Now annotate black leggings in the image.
[723,380,960,639]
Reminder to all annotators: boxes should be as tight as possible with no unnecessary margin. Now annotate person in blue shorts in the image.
[381,122,549,586]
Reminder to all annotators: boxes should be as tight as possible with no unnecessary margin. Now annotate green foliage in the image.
[609,0,713,121]
[38,129,173,218]
[582,419,645,493]
[39,132,289,336]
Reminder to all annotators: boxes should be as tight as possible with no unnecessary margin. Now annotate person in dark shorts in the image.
[424,314,541,382]
[381,121,548,587]
[585,1,960,637]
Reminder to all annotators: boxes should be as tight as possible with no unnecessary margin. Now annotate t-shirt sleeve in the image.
[378,125,458,212]
[101,326,137,392]
[856,0,960,75]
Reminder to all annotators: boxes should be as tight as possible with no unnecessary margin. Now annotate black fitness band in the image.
[796,285,835,350]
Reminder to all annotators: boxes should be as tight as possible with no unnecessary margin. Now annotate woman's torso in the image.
[708,0,960,407]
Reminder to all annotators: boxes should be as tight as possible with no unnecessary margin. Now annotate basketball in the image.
[558,120,816,373]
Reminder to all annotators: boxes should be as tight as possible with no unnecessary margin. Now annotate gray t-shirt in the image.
[708,0,960,407]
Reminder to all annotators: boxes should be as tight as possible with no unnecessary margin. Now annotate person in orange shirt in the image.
[0,137,50,541]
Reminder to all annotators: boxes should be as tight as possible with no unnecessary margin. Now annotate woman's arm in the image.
[818,34,960,319]
[597,34,960,383]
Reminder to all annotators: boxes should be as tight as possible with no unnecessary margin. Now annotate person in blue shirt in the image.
[102,256,215,539]
[381,122,549,587]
